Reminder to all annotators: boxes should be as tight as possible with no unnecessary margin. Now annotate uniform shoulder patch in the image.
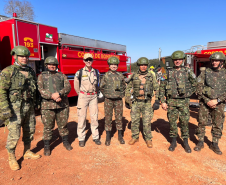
[75,71,80,77]
[1,65,14,77]
[160,73,167,81]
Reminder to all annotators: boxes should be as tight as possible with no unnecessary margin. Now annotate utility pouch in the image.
[114,80,121,91]
[177,84,185,95]
[9,91,20,103]
[166,85,172,96]
[203,86,211,97]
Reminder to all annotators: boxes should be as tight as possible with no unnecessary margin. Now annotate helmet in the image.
[171,50,186,60]
[209,52,226,61]
[11,46,30,57]
[44,56,59,65]
[107,56,120,65]
[137,57,149,66]
[150,66,155,69]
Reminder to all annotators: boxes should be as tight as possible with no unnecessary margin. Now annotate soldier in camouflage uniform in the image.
[100,56,126,146]
[38,56,72,156]
[194,52,226,155]
[125,57,159,148]
[159,51,197,153]
[0,46,41,171]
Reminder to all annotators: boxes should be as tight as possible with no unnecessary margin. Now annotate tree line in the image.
[127,59,160,73]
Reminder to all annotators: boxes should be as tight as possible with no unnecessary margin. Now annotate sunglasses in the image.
[84,58,93,62]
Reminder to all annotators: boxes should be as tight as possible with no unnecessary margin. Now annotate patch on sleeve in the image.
[160,74,167,81]
[75,71,79,77]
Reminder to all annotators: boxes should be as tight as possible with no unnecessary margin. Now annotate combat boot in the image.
[146,140,153,148]
[62,135,73,151]
[43,140,51,156]
[105,131,111,146]
[128,138,139,145]
[168,137,177,151]
[194,141,204,151]
[183,138,191,153]
[8,151,20,171]
[209,142,222,155]
[23,144,41,160]
[118,130,125,144]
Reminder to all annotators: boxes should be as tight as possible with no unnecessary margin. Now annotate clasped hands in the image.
[207,99,218,109]
[51,92,62,102]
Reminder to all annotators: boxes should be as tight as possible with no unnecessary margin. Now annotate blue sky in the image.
[1,0,226,63]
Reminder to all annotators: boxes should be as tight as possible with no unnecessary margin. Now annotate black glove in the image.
[152,100,160,110]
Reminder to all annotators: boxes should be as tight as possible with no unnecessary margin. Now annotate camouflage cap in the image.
[44,56,59,65]
[209,52,226,61]
[137,57,149,65]
[171,50,186,60]
[84,53,93,60]
[10,46,30,57]
[108,56,120,65]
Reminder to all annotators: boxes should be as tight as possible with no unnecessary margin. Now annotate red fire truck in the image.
[160,41,226,78]
[185,41,226,77]
[0,14,131,97]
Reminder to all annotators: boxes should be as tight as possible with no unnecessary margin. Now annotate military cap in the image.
[84,53,93,60]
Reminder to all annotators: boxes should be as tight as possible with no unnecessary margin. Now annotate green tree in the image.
[127,59,160,73]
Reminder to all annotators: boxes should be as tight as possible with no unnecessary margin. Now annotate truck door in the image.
[16,20,41,60]
[37,25,58,74]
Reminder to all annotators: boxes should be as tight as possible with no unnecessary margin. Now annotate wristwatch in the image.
[217,98,221,103]
[59,93,62,97]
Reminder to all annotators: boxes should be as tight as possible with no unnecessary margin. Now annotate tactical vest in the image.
[132,72,154,99]
[41,71,64,93]
[9,65,36,103]
[166,68,193,98]
[104,71,124,98]
[204,68,226,99]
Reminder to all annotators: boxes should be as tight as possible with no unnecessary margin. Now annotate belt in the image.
[80,91,96,95]
[106,98,122,101]
[136,99,151,102]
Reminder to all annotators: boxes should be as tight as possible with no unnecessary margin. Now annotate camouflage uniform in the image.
[38,71,71,140]
[159,67,197,139]
[0,63,38,153]
[100,71,126,131]
[196,68,226,143]
[125,70,159,141]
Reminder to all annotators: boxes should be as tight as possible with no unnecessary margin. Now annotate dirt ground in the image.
[0,97,226,185]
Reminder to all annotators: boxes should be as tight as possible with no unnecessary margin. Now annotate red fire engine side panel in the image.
[59,50,127,74]
[39,25,58,45]
[16,21,40,60]
[0,19,16,69]
[201,48,226,55]
[68,80,77,97]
